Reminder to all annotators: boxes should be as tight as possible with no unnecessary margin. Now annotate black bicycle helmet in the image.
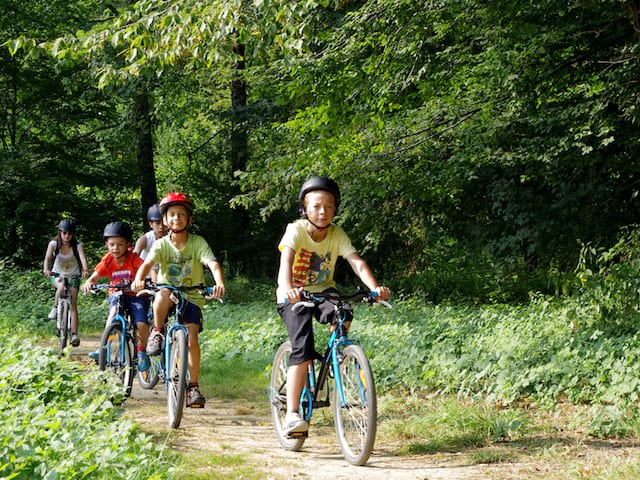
[103,221,133,242]
[298,175,341,215]
[58,219,76,233]
[147,204,162,221]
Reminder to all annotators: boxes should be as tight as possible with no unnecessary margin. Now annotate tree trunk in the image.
[134,80,157,227]
[231,42,247,173]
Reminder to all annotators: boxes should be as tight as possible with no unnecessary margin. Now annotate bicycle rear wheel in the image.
[333,344,377,466]
[57,301,69,355]
[167,328,188,428]
[99,322,134,400]
[269,341,306,451]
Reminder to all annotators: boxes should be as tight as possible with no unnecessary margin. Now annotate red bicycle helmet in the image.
[158,192,193,216]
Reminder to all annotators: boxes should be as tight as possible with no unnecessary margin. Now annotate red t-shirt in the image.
[93,250,143,295]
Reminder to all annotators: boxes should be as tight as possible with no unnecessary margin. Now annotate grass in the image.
[178,452,267,480]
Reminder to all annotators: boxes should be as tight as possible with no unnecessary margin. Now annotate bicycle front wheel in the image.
[99,322,134,400]
[57,301,69,355]
[333,344,377,466]
[269,341,306,451]
[167,328,188,428]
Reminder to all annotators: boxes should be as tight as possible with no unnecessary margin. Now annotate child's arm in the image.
[76,243,90,278]
[205,259,226,300]
[133,235,147,256]
[132,259,155,291]
[345,252,391,300]
[43,241,55,277]
[277,246,303,303]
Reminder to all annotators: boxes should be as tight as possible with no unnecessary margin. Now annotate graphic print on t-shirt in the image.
[112,269,134,284]
[167,251,193,285]
[292,248,331,287]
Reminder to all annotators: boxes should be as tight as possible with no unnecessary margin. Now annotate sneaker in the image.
[146,330,164,356]
[88,349,99,361]
[70,333,80,347]
[137,351,150,372]
[48,306,57,320]
[186,386,206,408]
[284,411,308,434]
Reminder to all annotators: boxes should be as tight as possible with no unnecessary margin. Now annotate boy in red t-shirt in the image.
[82,221,151,372]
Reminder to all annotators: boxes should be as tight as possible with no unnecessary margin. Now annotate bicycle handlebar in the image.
[136,282,224,303]
[292,287,392,313]
[89,281,134,293]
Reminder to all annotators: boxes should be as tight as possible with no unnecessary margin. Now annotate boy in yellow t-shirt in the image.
[276,176,391,434]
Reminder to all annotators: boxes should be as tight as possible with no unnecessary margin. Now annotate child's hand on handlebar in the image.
[205,284,226,301]
[285,286,304,304]
[372,286,391,301]
[81,281,94,295]
[131,279,146,292]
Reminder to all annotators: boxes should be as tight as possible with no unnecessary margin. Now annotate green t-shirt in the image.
[276,219,356,302]
[148,234,216,308]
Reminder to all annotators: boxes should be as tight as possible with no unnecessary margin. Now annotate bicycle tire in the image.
[137,356,161,390]
[333,344,377,466]
[167,328,188,428]
[57,300,69,355]
[269,341,306,451]
[99,322,134,400]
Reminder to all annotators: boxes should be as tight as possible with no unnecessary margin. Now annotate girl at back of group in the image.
[42,219,90,347]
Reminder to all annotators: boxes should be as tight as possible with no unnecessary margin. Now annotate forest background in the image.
[2,0,640,303]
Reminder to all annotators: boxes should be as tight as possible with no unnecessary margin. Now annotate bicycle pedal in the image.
[187,404,205,409]
[287,430,308,439]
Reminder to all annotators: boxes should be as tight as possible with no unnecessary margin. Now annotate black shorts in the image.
[277,288,352,365]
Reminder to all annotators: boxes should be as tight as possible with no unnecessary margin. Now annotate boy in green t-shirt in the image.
[133,192,226,408]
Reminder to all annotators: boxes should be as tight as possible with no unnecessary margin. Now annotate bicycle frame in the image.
[106,291,134,368]
[301,308,352,422]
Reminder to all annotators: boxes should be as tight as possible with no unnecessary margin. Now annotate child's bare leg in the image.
[152,290,171,329]
[186,323,200,384]
[286,361,310,414]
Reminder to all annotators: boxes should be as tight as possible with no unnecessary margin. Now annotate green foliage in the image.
[0,333,177,479]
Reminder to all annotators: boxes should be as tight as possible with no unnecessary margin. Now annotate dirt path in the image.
[122,386,508,480]
[69,338,637,480]
[72,337,504,479]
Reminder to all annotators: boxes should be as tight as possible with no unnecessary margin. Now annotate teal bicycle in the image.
[137,283,219,428]
[269,288,390,465]
[91,282,147,400]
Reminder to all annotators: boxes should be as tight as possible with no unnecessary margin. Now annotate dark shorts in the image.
[172,300,203,333]
[109,294,150,325]
[277,288,352,366]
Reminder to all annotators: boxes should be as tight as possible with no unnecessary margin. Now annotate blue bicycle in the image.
[91,283,143,400]
[137,283,218,428]
[269,288,390,466]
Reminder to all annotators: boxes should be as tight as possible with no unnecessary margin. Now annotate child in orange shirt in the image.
[82,221,151,372]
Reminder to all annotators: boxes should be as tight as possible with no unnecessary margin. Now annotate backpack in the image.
[54,239,82,267]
